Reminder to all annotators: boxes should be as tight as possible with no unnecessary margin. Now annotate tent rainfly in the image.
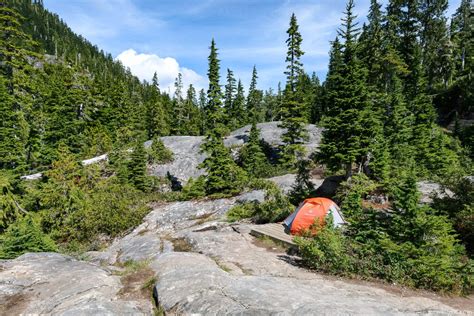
[283,197,345,235]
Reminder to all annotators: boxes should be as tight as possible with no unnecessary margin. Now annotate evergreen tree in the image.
[319,0,382,178]
[239,123,268,178]
[359,0,385,90]
[419,0,451,89]
[279,13,308,167]
[0,171,25,231]
[145,72,168,138]
[184,84,201,135]
[128,142,148,191]
[450,0,474,112]
[309,72,323,123]
[148,137,173,164]
[172,73,186,135]
[322,37,344,116]
[0,3,37,171]
[198,88,207,134]
[199,135,246,196]
[0,215,57,259]
[263,88,279,122]
[247,65,263,123]
[289,159,315,205]
[232,79,246,128]
[205,39,226,136]
[224,68,236,125]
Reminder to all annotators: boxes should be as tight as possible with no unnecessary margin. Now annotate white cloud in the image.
[116,49,206,94]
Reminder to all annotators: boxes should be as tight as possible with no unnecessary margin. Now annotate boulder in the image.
[0,253,151,315]
[151,251,462,315]
[149,122,323,184]
[417,181,454,204]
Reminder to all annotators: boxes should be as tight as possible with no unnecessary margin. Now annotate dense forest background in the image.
[0,0,473,294]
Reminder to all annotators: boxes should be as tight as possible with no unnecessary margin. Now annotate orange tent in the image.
[283,197,344,235]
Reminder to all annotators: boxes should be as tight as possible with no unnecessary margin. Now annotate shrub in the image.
[181,176,207,199]
[148,138,173,164]
[0,215,57,259]
[295,219,351,274]
[226,183,293,223]
[296,171,473,294]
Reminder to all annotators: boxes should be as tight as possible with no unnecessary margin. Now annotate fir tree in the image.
[359,0,385,90]
[239,123,268,178]
[322,37,344,116]
[145,73,168,138]
[205,39,226,136]
[289,159,315,205]
[279,13,308,167]
[232,79,246,128]
[0,215,57,259]
[224,68,236,125]
[247,65,263,123]
[419,0,451,89]
[148,137,173,164]
[198,88,207,134]
[172,73,186,135]
[199,135,246,196]
[0,3,37,171]
[184,84,201,135]
[128,142,148,191]
[319,0,380,178]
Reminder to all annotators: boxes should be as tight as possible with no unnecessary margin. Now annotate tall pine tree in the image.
[279,13,308,167]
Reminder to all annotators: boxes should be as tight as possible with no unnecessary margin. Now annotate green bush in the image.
[0,215,57,259]
[226,183,293,223]
[148,138,174,164]
[295,218,351,274]
[227,203,256,222]
[296,172,473,294]
[181,176,207,199]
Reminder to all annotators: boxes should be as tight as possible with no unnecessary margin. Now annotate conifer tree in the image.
[205,39,226,136]
[0,215,57,259]
[247,66,263,123]
[199,135,246,195]
[198,88,207,134]
[450,0,474,109]
[279,13,308,167]
[173,73,186,135]
[419,0,451,89]
[0,171,25,231]
[239,123,268,178]
[184,84,201,135]
[0,3,37,171]
[232,79,246,128]
[128,142,148,191]
[289,159,315,205]
[224,68,236,125]
[148,137,173,164]
[359,0,385,90]
[319,0,381,178]
[323,37,344,115]
[199,39,246,196]
[145,73,168,138]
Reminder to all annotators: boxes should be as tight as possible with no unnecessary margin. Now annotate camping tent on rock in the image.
[283,198,345,235]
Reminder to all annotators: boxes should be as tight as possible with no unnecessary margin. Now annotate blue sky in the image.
[43,0,461,93]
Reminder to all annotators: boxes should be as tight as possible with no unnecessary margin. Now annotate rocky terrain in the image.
[148,122,323,184]
[4,122,472,315]
[0,192,473,315]
[2,185,472,315]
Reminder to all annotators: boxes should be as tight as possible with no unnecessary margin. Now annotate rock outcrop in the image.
[0,253,151,315]
[1,188,471,315]
[149,122,323,184]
